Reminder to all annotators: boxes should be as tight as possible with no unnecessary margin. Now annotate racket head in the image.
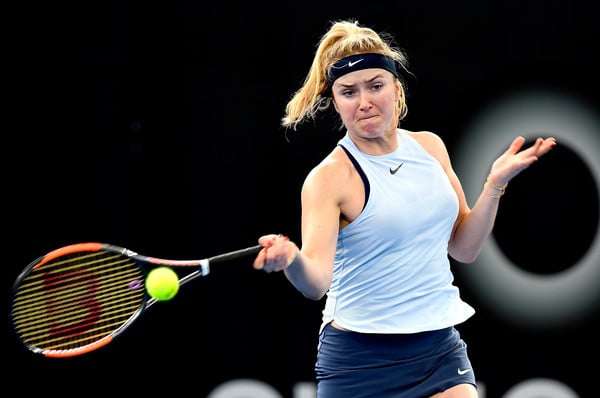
[10,242,149,358]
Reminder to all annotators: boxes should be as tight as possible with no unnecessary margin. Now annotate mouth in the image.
[357,114,378,122]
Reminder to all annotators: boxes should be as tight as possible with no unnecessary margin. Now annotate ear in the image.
[332,97,340,114]
[394,80,403,101]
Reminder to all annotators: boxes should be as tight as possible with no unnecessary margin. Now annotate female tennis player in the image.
[253,19,556,398]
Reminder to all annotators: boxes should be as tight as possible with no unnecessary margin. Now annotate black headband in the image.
[326,53,399,87]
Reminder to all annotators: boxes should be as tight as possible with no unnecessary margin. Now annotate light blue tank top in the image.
[320,129,475,334]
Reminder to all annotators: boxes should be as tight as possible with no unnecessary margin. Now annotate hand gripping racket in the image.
[10,242,262,358]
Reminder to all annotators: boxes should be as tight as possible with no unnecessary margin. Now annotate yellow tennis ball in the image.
[145,267,179,301]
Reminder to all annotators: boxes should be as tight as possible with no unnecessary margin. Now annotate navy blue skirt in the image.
[315,323,476,397]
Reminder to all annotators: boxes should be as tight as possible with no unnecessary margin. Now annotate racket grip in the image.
[208,244,262,264]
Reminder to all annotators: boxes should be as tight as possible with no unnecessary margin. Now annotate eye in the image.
[371,83,383,91]
[341,89,355,97]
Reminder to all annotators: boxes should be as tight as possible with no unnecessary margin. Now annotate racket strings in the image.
[11,250,146,353]
[13,252,138,317]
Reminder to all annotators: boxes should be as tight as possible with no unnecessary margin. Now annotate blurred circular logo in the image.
[454,89,600,329]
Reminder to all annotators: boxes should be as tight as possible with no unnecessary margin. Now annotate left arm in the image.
[421,133,557,263]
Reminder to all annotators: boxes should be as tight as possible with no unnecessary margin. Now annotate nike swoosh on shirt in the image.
[457,368,471,375]
[389,163,404,174]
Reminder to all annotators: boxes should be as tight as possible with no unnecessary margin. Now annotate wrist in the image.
[287,243,300,268]
[485,175,508,198]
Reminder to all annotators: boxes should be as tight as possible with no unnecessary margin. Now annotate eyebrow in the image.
[335,72,388,88]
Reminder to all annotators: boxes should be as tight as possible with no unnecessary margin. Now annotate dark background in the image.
[5,1,599,397]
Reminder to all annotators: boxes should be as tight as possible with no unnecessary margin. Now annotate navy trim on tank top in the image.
[339,144,370,209]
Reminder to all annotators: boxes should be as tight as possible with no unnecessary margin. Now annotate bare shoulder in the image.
[304,146,354,188]
[403,129,445,147]
[402,129,449,162]
[302,146,361,223]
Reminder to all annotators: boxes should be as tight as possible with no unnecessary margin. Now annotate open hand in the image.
[488,136,557,186]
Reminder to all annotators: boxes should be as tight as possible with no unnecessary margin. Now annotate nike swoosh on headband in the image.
[347,59,364,67]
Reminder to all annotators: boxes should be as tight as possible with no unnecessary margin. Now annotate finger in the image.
[258,234,278,247]
[252,248,267,270]
[521,137,555,159]
[262,248,274,273]
[507,136,526,155]
[515,137,546,158]
[538,137,557,156]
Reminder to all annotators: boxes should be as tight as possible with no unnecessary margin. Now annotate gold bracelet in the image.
[484,176,507,199]
[485,189,504,199]
[486,177,508,192]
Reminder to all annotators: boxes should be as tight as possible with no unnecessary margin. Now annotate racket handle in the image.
[208,244,262,263]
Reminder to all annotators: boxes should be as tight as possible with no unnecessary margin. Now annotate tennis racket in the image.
[10,242,262,358]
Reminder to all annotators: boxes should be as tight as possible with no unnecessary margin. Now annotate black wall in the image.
[6,1,598,397]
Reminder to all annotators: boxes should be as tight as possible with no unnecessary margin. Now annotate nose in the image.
[358,91,373,111]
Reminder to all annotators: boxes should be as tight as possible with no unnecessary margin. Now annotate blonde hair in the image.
[282,19,410,130]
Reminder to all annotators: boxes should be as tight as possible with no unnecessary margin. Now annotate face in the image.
[331,68,400,139]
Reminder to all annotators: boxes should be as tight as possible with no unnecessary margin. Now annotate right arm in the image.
[253,150,350,300]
